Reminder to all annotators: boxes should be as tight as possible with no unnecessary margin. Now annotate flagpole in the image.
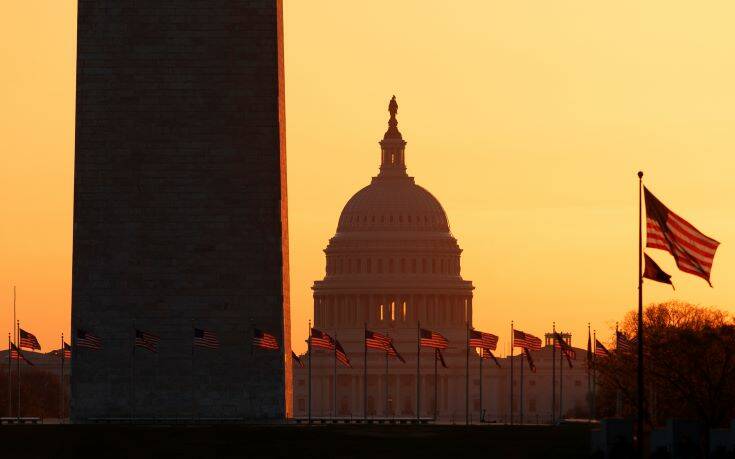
[434,348,438,421]
[333,330,337,420]
[520,343,524,425]
[363,323,367,421]
[385,328,389,418]
[416,320,420,422]
[592,329,597,420]
[7,333,11,418]
[587,323,592,423]
[60,333,64,422]
[308,319,312,425]
[131,319,135,423]
[510,321,514,426]
[465,320,469,426]
[17,320,21,421]
[551,322,556,425]
[190,320,194,423]
[479,348,483,422]
[637,170,645,456]
[559,337,563,423]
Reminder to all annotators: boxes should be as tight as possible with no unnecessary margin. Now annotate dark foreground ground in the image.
[0,423,592,459]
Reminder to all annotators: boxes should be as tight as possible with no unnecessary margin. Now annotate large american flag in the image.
[10,342,33,366]
[645,187,720,286]
[194,328,219,349]
[310,328,334,350]
[19,328,41,351]
[365,329,391,352]
[616,331,636,353]
[513,329,541,351]
[135,329,160,353]
[420,328,448,349]
[480,348,502,368]
[335,339,351,368]
[595,339,610,357]
[252,328,279,351]
[386,340,406,363]
[76,329,102,350]
[469,330,498,350]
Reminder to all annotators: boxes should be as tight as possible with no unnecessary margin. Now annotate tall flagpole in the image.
[363,323,367,421]
[637,170,645,455]
[131,319,135,422]
[17,320,21,421]
[434,348,438,420]
[552,322,556,424]
[520,344,524,425]
[479,348,483,422]
[60,333,64,422]
[333,330,337,420]
[588,323,592,423]
[465,320,469,426]
[416,321,420,421]
[510,321,514,425]
[385,328,389,418]
[559,338,564,422]
[592,329,597,420]
[308,320,312,424]
[7,333,11,418]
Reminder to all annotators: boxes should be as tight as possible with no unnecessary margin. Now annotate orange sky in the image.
[2,1,735,356]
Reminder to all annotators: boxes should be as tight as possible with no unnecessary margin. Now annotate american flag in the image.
[435,349,448,369]
[365,330,391,352]
[420,328,448,349]
[645,187,720,286]
[480,348,502,368]
[310,328,334,350]
[292,351,304,368]
[469,330,498,350]
[513,329,541,351]
[63,342,72,359]
[135,329,160,353]
[10,342,33,366]
[19,328,41,350]
[252,328,279,351]
[386,340,406,363]
[194,328,219,349]
[76,329,102,350]
[553,331,575,367]
[335,339,351,368]
[523,348,536,373]
[616,331,636,353]
[595,339,610,357]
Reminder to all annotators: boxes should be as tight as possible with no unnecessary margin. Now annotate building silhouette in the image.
[71,1,290,421]
[293,98,592,423]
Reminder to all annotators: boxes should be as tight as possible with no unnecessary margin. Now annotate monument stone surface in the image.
[71,0,290,421]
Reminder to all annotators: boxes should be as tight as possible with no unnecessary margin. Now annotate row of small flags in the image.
[8,325,640,367]
[8,326,283,363]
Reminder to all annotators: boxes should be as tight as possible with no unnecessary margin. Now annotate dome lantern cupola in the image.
[378,96,408,178]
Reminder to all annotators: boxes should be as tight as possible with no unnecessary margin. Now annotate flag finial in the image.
[638,171,643,178]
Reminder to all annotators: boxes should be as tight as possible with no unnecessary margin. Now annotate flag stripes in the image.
[469,330,498,350]
[310,328,334,350]
[10,342,33,366]
[513,329,541,351]
[252,328,279,351]
[194,328,219,349]
[616,331,636,353]
[365,330,391,351]
[595,339,610,357]
[335,339,351,368]
[19,328,41,350]
[420,329,449,349]
[645,187,719,284]
[76,329,102,350]
[135,329,160,353]
[63,342,72,359]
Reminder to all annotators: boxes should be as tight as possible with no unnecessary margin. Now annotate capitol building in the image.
[292,98,591,423]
